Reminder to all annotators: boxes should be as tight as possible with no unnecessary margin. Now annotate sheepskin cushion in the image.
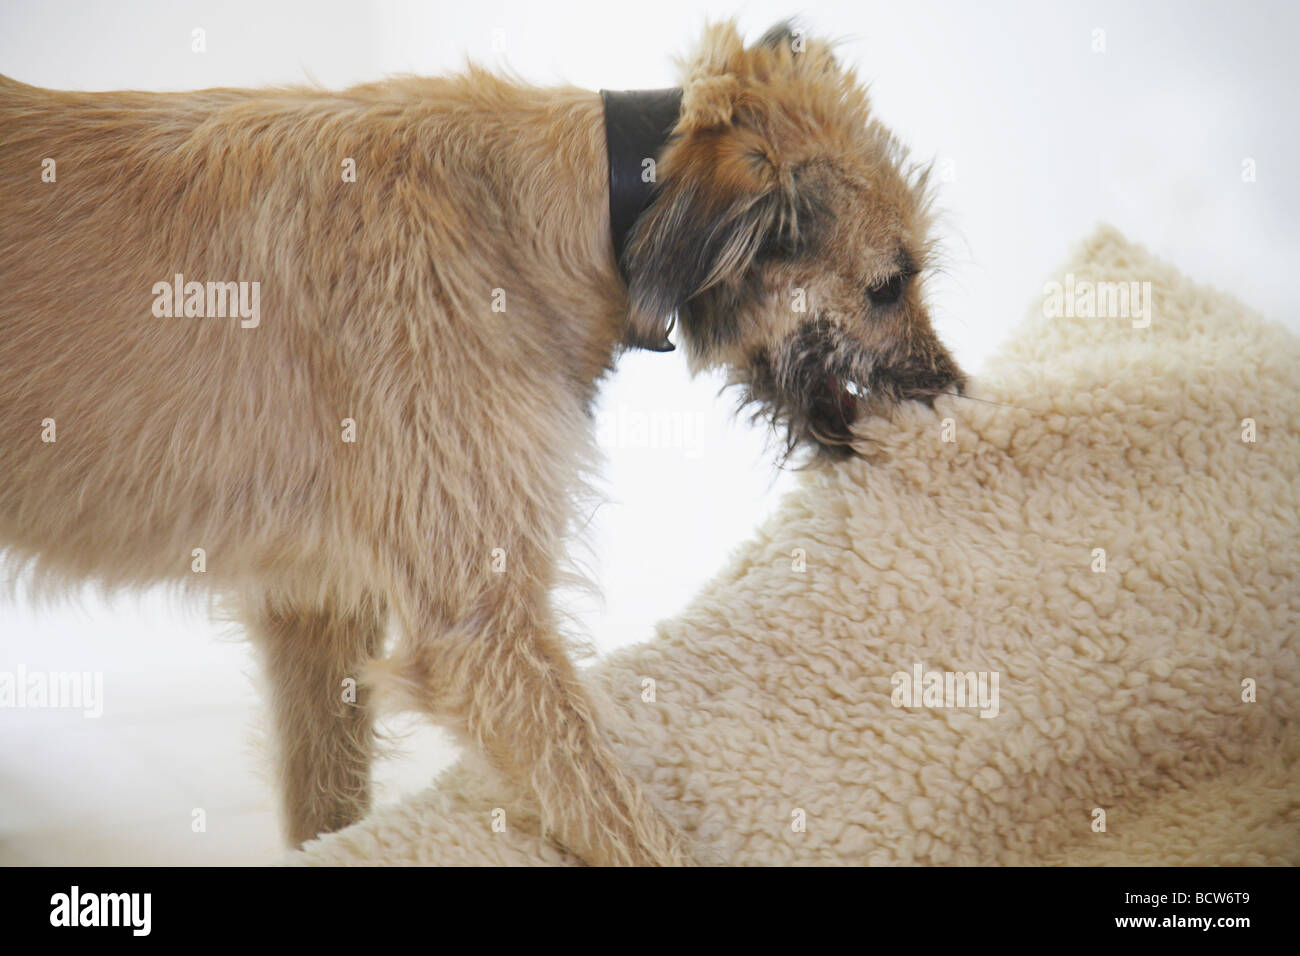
[293,226,1300,866]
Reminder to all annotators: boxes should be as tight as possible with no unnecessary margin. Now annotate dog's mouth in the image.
[737,320,964,464]
[809,370,867,453]
[737,324,873,462]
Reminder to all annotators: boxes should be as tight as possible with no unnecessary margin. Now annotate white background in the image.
[2,0,1297,862]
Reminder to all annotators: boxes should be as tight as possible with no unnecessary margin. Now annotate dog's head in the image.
[622,21,965,461]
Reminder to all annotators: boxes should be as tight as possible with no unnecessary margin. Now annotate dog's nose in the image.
[892,351,964,407]
[925,348,966,402]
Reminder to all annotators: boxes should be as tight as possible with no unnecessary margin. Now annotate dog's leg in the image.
[378,569,692,866]
[245,593,388,847]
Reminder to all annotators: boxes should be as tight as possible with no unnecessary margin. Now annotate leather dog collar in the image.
[600,87,682,352]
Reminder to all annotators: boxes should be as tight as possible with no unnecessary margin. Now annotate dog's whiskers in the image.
[927,389,1032,412]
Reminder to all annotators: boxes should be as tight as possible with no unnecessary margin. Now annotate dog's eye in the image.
[866,273,907,307]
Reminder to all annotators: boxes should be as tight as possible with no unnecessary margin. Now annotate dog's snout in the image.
[884,349,965,407]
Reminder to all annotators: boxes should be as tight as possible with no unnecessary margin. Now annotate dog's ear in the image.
[621,136,785,351]
[621,140,825,351]
[753,20,842,75]
[619,20,841,352]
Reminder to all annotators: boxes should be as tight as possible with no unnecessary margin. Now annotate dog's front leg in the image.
[374,567,693,866]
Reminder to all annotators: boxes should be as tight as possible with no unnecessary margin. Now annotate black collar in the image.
[600,87,682,351]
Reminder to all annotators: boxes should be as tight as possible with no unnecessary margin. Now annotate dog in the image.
[0,20,964,865]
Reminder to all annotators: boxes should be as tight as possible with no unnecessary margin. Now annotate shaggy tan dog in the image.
[0,21,962,865]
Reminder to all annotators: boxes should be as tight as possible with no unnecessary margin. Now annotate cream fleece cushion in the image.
[294,226,1300,866]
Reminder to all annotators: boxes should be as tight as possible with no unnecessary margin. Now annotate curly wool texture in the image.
[294,226,1300,865]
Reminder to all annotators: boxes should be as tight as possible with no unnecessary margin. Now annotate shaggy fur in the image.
[0,21,962,865]
[293,227,1300,866]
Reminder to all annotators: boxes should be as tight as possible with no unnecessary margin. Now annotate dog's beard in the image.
[736,318,879,464]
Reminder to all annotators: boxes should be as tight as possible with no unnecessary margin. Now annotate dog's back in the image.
[0,73,613,596]
[0,76,333,589]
